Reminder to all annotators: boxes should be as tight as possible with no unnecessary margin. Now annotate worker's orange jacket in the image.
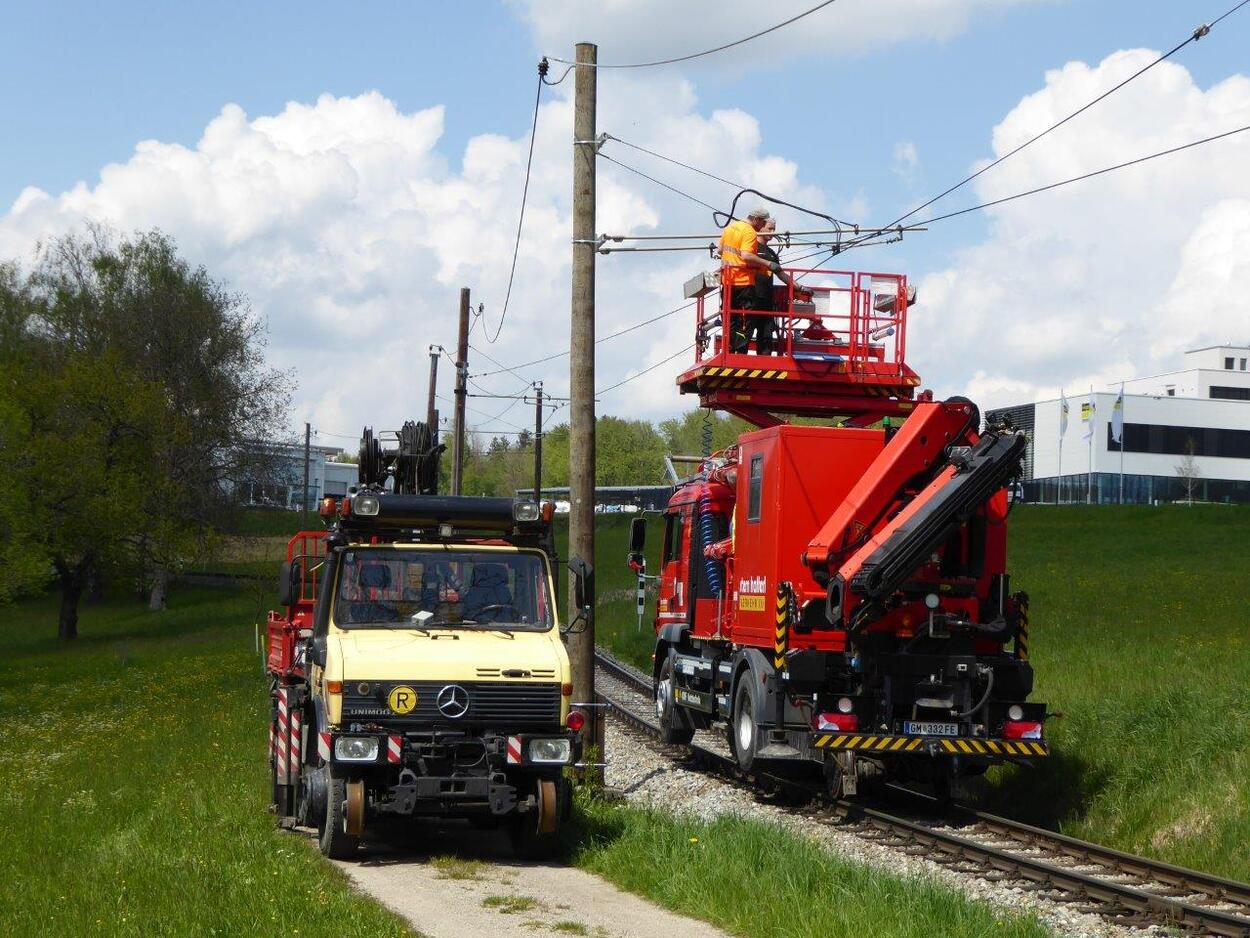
[720,220,757,287]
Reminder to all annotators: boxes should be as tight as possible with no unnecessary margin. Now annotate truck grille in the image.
[342,681,561,726]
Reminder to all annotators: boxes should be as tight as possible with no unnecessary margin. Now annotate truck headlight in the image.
[528,738,572,763]
[513,500,540,522]
[353,494,380,517]
[334,736,379,761]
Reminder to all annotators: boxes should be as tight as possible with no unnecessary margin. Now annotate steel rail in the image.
[593,648,1250,937]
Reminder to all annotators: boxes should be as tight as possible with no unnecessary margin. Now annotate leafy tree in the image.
[658,409,752,457]
[0,227,291,635]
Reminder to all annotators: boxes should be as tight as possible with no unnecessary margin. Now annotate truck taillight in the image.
[1003,720,1043,740]
[813,712,858,732]
[326,680,343,694]
[561,683,573,696]
[566,710,585,732]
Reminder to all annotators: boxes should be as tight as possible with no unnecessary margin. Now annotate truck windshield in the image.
[333,549,553,632]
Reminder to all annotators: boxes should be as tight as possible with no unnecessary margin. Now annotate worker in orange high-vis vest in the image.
[719,206,780,353]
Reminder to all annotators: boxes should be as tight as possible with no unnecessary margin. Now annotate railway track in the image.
[594,649,1250,937]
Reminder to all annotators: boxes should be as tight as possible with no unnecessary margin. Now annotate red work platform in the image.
[677,267,925,427]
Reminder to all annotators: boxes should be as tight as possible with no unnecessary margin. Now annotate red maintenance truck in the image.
[630,267,1048,798]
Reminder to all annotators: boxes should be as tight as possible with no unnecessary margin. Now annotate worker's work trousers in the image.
[728,286,775,354]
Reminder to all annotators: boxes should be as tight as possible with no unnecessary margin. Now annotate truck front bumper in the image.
[811,732,1048,760]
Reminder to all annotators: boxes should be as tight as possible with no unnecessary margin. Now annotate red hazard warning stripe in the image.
[290,711,302,773]
[506,735,522,764]
[318,732,331,762]
[387,735,403,763]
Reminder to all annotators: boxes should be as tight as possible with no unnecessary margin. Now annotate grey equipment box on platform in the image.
[684,270,720,299]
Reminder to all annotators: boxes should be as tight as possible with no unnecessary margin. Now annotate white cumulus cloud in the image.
[0,79,851,436]
[512,0,1052,67]
[910,51,1250,409]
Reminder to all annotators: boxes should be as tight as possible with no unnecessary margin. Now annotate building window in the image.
[1241,358,1247,370]
[1226,357,1235,369]
[747,453,763,522]
[1109,421,1250,458]
[1167,388,1175,396]
[1210,386,1250,401]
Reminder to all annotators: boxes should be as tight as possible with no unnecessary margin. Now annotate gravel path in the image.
[603,715,1168,938]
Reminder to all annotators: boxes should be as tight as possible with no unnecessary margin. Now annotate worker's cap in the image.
[746,205,772,220]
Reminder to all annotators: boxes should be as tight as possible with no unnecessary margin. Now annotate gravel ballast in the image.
[602,716,1167,938]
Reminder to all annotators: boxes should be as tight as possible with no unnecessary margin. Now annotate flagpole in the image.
[1118,383,1125,504]
[1058,390,1068,505]
[1087,385,1094,505]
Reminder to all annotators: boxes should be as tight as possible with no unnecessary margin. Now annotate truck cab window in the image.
[662,512,677,564]
[747,453,763,522]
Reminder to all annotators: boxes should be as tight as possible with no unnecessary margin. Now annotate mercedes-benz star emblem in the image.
[436,684,470,719]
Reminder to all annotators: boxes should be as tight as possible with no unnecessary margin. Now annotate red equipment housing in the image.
[642,266,1047,795]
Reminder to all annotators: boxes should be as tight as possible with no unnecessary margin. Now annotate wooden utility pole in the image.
[426,344,441,431]
[452,289,471,495]
[302,421,311,525]
[533,381,544,501]
[568,41,598,747]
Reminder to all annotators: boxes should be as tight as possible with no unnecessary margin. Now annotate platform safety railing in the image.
[694,268,910,378]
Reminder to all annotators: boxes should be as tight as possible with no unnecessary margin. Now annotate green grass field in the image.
[0,588,412,937]
[587,506,1250,882]
[1,565,1049,937]
[981,505,1250,880]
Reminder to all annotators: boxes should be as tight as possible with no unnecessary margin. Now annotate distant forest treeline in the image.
[443,411,752,496]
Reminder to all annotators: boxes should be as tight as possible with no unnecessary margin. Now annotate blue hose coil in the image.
[697,492,725,596]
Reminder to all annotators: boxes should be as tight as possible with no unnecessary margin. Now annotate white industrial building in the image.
[987,345,1250,504]
[236,443,359,511]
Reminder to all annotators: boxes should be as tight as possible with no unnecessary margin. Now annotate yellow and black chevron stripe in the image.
[773,590,789,671]
[812,734,1049,757]
[703,366,790,381]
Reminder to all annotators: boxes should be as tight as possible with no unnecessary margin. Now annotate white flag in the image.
[1081,393,1096,442]
[1059,391,1069,438]
[1111,384,1124,444]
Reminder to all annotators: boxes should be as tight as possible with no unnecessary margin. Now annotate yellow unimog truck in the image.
[267,449,588,859]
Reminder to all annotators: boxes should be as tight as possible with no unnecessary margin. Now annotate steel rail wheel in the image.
[318,775,361,859]
[345,779,365,836]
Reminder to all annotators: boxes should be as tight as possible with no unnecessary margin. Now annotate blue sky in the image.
[3,1,1249,434]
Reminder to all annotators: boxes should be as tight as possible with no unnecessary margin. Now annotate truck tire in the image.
[655,651,695,746]
[731,679,759,773]
[318,776,361,859]
[510,777,568,860]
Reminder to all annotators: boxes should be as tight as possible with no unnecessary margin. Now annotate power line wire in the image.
[604,134,747,190]
[598,344,695,395]
[546,0,842,69]
[472,301,696,378]
[915,121,1250,227]
[854,4,1248,246]
[481,62,546,344]
[599,152,724,213]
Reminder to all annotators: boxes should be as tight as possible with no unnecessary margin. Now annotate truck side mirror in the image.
[278,560,300,607]
[629,516,646,553]
[564,556,594,634]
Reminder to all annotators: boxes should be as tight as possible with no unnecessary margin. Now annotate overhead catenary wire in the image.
[597,344,695,396]
[545,0,841,70]
[601,133,857,234]
[605,134,748,190]
[912,121,1250,228]
[472,301,697,378]
[847,1,1250,248]
[480,60,546,344]
[599,152,725,213]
